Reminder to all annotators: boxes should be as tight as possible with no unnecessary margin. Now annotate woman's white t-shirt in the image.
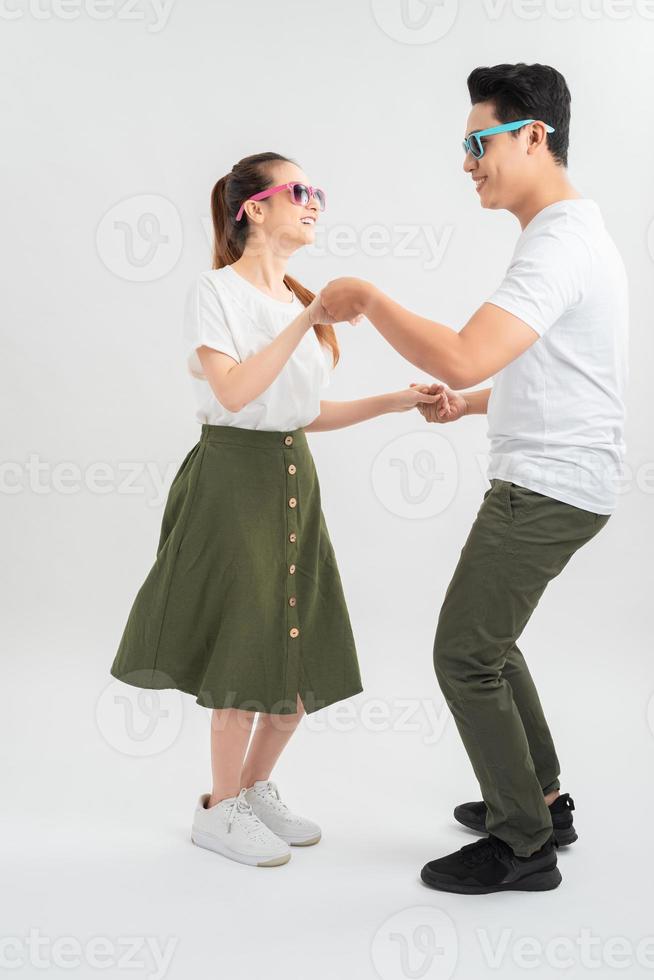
[183,264,332,431]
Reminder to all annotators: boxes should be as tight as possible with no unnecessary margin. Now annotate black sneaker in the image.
[420,833,561,894]
[453,792,577,846]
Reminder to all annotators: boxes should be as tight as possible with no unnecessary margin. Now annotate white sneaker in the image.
[244,780,322,846]
[191,788,291,867]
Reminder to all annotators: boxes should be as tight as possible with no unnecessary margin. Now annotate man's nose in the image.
[463,151,476,174]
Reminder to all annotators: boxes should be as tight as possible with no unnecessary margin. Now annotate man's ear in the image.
[528,122,547,152]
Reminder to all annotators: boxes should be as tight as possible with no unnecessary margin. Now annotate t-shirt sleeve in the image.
[183,273,240,363]
[486,229,593,337]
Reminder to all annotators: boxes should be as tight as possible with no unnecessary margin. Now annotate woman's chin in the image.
[287,229,315,254]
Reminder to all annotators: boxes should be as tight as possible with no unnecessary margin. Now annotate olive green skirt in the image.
[110,423,363,714]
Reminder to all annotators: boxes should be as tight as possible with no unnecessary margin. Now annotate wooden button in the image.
[289,533,297,543]
[289,564,296,574]
[284,436,293,446]
[288,497,297,508]
[289,627,299,638]
[288,596,297,607]
[288,464,296,475]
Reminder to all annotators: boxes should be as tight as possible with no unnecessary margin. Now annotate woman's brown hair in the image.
[210,152,339,368]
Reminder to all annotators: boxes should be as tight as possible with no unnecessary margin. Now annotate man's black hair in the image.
[467,63,570,167]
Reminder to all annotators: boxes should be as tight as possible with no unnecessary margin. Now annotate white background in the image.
[2,1,654,978]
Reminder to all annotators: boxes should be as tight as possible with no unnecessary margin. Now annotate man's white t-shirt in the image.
[485,198,629,515]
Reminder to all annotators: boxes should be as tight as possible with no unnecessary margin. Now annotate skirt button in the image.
[289,627,300,638]
[288,464,297,475]
[289,563,296,574]
[284,435,294,446]
[288,497,297,508]
[289,532,297,543]
[288,596,297,607]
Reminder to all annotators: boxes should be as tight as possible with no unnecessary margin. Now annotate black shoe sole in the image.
[420,865,563,894]
[454,813,578,848]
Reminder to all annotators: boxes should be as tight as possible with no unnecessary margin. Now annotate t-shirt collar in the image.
[522,198,600,235]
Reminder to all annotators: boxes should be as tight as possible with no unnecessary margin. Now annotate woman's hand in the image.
[412,382,468,423]
[388,384,443,413]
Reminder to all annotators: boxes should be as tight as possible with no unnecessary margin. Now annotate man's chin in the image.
[479,195,501,211]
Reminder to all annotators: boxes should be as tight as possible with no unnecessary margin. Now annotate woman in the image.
[110,152,440,869]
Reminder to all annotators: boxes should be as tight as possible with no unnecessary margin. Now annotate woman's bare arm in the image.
[197,304,319,414]
[304,386,442,432]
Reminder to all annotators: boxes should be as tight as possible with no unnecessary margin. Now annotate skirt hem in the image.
[109,666,363,716]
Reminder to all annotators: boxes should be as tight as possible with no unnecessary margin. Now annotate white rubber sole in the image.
[279,831,322,846]
[191,830,291,867]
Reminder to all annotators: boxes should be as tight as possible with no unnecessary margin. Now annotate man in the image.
[320,62,628,894]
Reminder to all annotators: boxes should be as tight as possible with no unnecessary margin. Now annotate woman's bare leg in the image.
[208,708,256,806]
[240,694,306,789]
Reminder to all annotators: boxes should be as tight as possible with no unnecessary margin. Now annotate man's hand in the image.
[320,278,373,322]
[306,292,361,327]
[410,382,468,423]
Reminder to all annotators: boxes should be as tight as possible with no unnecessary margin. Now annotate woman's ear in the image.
[243,201,265,224]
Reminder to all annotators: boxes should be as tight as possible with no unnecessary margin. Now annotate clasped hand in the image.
[409,382,468,423]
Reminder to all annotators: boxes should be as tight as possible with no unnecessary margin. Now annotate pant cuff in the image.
[511,835,554,858]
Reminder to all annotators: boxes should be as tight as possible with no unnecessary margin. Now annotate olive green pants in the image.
[434,479,610,856]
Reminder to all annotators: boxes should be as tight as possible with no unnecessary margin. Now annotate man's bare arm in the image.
[319,277,541,389]
[463,387,492,414]
[364,291,539,389]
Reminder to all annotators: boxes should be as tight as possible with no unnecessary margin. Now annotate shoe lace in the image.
[226,788,257,834]
[260,780,289,812]
[460,834,512,868]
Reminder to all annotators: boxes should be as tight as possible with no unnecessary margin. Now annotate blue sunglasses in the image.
[463,119,556,160]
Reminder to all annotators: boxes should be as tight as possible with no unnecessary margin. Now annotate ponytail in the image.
[210,173,243,270]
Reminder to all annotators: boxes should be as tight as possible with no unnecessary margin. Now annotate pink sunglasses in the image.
[235,182,327,222]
